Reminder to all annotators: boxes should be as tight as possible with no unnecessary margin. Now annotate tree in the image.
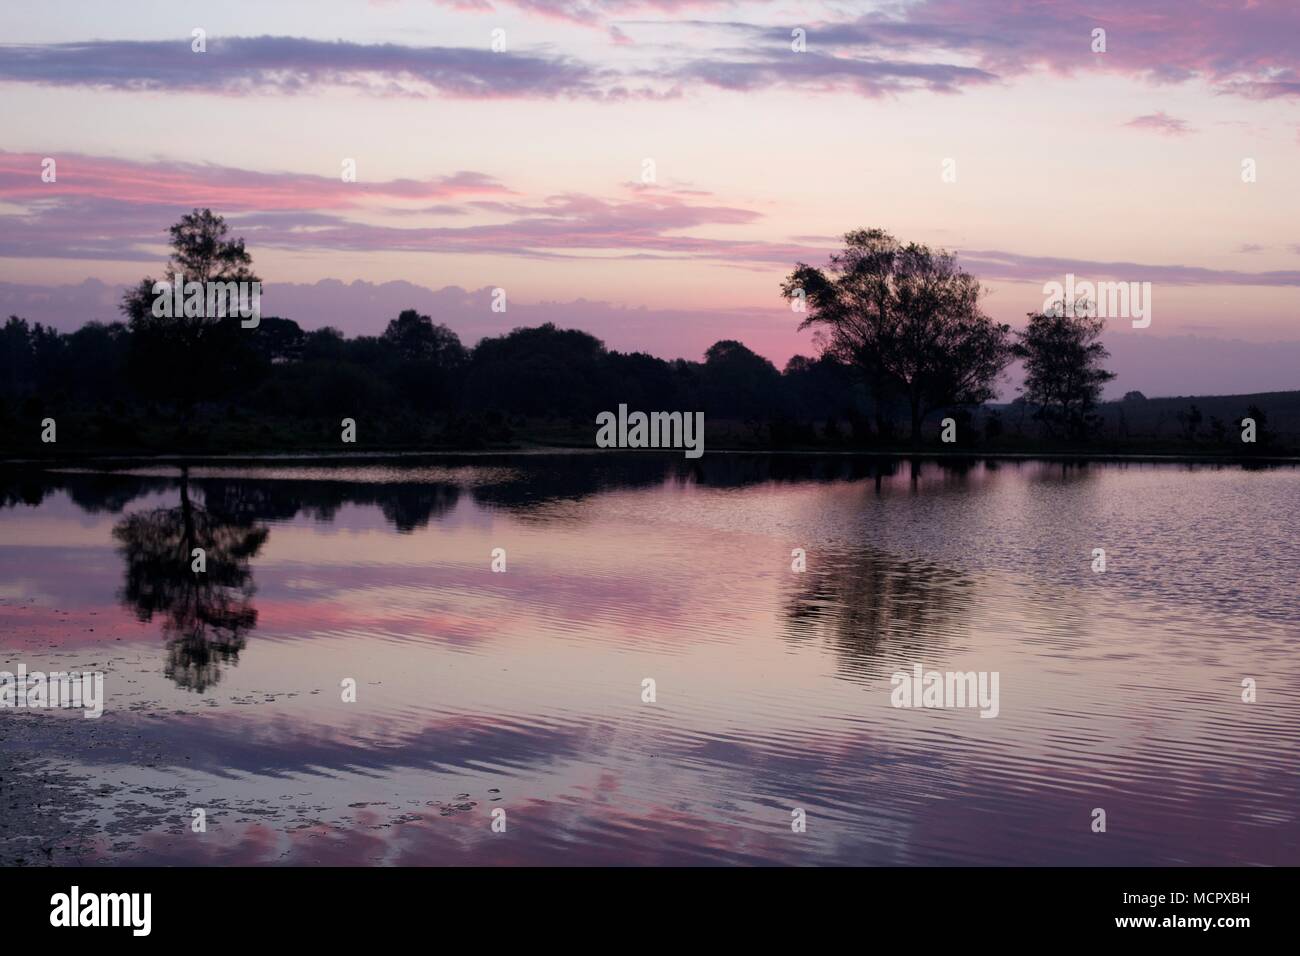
[0,316,35,396]
[782,229,1013,444]
[119,210,261,413]
[782,353,861,433]
[1243,403,1274,449]
[1177,403,1203,441]
[701,339,781,419]
[1015,300,1116,439]
[379,309,466,410]
[381,309,465,367]
[466,323,611,418]
[121,208,258,325]
[252,316,306,365]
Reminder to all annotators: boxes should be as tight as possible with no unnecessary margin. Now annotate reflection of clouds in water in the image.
[2,455,1298,865]
[7,454,1299,625]
[39,686,1300,867]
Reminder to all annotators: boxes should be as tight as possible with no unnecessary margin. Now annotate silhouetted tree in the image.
[465,323,611,418]
[0,316,35,396]
[782,355,862,434]
[605,350,679,411]
[1015,301,1116,439]
[119,210,262,415]
[701,339,781,419]
[251,316,306,365]
[1177,403,1203,441]
[378,309,466,410]
[783,229,1013,444]
[120,208,258,324]
[381,309,464,365]
[1243,403,1274,449]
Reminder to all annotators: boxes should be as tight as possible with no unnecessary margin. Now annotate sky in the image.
[1,0,1299,397]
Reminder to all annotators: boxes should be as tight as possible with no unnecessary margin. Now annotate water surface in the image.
[1,455,1296,865]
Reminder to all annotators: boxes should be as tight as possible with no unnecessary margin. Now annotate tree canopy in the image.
[783,229,1014,443]
[1015,300,1116,438]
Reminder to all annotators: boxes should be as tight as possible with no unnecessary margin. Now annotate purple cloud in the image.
[958,248,1300,288]
[5,4,1300,103]
[0,192,815,265]
[0,150,509,208]
[0,30,989,102]
[0,35,616,99]
[684,1,1300,100]
[0,152,824,264]
[672,52,997,97]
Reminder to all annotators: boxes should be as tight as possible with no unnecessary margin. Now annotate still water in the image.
[1,454,1296,865]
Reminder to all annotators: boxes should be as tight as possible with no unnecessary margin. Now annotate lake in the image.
[1,454,1296,865]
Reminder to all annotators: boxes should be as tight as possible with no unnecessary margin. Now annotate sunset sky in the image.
[2,0,1299,395]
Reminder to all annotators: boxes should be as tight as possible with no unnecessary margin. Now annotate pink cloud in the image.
[0,150,823,265]
[0,151,509,211]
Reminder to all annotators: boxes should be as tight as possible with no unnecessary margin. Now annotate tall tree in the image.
[119,210,261,414]
[782,229,1013,444]
[1015,300,1116,439]
[121,208,258,325]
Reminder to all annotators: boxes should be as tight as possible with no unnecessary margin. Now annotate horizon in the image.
[7,273,1300,402]
[2,0,1299,398]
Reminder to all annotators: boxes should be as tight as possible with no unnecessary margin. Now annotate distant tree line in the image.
[0,213,1290,455]
[0,307,885,451]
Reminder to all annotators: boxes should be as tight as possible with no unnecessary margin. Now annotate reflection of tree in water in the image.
[784,548,970,682]
[197,478,460,533]
[375,483,459,532]
[113,469,268,691]
[0,470,169,512]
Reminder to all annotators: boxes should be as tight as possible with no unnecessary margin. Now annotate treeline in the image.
[3,311,1290,456]
[1,211,1294,456]
[0,311,889,452]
